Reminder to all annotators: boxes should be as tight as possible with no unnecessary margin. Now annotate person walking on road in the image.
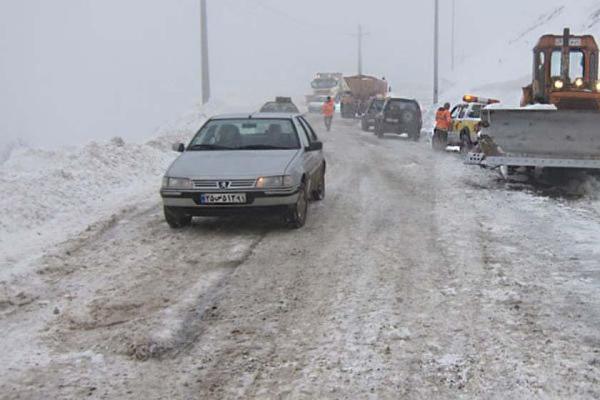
[432,102,452,151]
[322,96,335,132]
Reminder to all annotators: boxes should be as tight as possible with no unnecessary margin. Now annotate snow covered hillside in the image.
[442,0,600,104]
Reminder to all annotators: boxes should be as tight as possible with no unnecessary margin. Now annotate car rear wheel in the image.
[408,129,420,142]
[286,182,308,229]
[311,169,326,201]
[164,206,192,229]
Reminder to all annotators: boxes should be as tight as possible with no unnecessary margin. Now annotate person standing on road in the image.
[322,96,335,132]
[433,102,452,151]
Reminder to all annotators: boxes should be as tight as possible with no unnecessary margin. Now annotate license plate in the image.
[386,118,399,123]
[200,193,246,204]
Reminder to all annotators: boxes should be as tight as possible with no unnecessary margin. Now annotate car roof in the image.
[386,96,418,102]
[210,112,302,120]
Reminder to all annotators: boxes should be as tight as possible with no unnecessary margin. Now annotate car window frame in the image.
[294,118,312,148]
[297,116,319,142]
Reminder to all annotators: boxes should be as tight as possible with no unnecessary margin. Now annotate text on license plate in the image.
[200,193,246,204]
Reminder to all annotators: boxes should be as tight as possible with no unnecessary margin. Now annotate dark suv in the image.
[360,97,385,131]
[374,97,422,141]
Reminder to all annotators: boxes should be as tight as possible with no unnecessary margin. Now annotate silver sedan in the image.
[160,113,326,229]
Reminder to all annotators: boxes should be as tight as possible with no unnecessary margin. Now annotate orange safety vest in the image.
[435,108,452,131]
[322,100,335,117]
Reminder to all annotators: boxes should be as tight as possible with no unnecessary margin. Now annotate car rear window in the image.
[386,100,419,114]
[189,119,300,150]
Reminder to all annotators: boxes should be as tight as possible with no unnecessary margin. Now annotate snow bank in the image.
[0,106,212,276]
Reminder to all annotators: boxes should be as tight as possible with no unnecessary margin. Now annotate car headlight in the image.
[595,81,600,92]
[256,175,294,188]
[574,78,584,88]
[163,177,192,189]
[554,79,564,90]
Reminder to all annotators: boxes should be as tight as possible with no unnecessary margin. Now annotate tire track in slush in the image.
[128,232,267,360]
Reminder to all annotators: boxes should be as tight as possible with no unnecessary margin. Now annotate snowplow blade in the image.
[481,108,600,158]
[466,107,600,170]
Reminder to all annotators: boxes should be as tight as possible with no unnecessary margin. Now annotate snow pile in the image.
[442,0,600,105]
[0,108,210,273]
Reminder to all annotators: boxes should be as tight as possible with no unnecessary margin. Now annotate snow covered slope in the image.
[442,1,600,105]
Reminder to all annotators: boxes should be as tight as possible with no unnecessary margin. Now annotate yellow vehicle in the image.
[448,95,499,151]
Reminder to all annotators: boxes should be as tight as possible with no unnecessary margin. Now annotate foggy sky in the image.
[0,0,564,148]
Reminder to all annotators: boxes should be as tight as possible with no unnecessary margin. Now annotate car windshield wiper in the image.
[188,144,233,151]
[237,145,295,150]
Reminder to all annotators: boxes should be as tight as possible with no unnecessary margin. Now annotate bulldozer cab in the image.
[525,28,600,110]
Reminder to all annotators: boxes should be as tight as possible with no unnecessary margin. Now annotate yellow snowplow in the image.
[466,28,600,175]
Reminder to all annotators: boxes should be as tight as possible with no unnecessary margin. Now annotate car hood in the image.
[167,149,300,179]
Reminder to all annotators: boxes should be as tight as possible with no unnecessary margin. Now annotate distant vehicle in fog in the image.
[161,113,326,229]
[340,75,388,119]
[259,97,300,114]
[374,97,422,141]
[305,72,344,105]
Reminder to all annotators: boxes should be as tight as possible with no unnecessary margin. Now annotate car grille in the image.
[192,179,257,190]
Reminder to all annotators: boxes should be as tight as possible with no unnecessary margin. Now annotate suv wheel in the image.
[164,206,192,229]
[409,129,420,142]
[311,169,326,201]
[286,182,308,229]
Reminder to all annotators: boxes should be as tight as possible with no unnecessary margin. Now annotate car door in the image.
[450,105,462,133]
[296,117,323,191]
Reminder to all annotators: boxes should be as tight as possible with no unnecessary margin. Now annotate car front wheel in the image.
[286,183,308,229]
[164,206,192,229]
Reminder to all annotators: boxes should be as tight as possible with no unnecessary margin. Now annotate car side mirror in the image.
[307,141,323,151]
[172,143,185,152]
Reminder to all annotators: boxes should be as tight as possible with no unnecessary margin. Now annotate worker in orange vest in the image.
[322,96,335,132]
[432,102,452,151]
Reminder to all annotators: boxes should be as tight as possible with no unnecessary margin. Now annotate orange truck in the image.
[340,75,388,119]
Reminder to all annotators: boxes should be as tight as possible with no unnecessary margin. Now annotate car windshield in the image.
[189,119,300,150]
[260,102,299,113]
[386,100,419,115]
[311,79,337,89]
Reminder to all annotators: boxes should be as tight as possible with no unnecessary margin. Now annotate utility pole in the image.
[358,24,363,75]
[433,0,439,104]
[200,0,210,104]
[451,0,456,71]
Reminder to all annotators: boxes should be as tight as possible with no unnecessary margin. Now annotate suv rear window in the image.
[385,100,419,115]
